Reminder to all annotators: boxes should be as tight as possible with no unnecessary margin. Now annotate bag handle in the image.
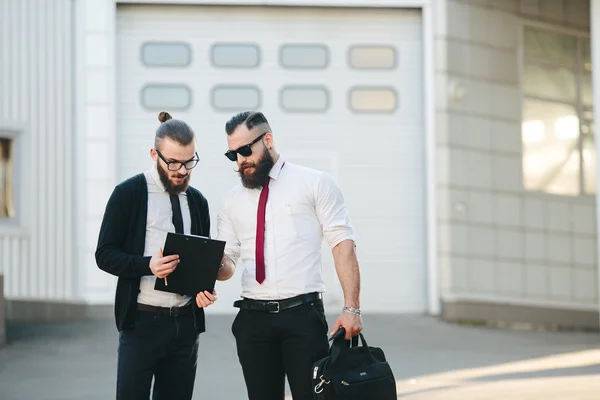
[329,326,358,345]
[329,328,373,364]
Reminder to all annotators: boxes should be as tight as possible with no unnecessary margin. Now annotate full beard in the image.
[239,148,275,189]
[157,162,191,195]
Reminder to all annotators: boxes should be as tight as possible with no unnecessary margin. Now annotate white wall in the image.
[0,0,76,300]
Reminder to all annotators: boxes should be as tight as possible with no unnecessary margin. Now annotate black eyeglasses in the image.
[224,132,267,162]
[156,150,200,171]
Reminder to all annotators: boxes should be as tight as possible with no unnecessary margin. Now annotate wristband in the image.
[343,306,361,316]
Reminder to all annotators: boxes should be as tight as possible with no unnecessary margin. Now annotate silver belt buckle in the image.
[266,301,280,313]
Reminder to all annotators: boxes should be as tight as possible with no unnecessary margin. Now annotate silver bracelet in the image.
[343,306,361,316]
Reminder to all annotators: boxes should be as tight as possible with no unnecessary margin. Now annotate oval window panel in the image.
[280,86,329,113]
[141,42,192,67]
[211,85,261,111]
[280,44,329,69]
[349,46,397,69]
[141,84,192,110]
[211,43,260,68]
[349,87,398,113]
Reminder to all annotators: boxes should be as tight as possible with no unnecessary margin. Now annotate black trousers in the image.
[232,299,330,400]
[116,310,199,400]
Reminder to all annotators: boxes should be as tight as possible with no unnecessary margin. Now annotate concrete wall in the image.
[437,0,597,328]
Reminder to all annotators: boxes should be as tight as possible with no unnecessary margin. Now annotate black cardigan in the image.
[95,173,210,333]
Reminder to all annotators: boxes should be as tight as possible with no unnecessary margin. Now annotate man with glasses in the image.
[216,111,363,400]
[95,111,234,400]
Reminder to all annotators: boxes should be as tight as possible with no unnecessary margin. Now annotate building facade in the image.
[0,0,598,328]
[436,0,597,329]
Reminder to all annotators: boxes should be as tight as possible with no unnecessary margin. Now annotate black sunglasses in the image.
[224,132,267,162]
[156,149,200,171]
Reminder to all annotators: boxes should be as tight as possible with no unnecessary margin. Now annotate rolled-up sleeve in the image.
[314,172,355,248]
[216,198,241,262]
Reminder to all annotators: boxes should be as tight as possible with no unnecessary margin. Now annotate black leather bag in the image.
[312,329,397,400]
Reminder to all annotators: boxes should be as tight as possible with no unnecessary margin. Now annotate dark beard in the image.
[239,148,274,189]
[157,162,191,195]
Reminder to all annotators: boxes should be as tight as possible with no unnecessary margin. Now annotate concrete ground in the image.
[0,313,599,399]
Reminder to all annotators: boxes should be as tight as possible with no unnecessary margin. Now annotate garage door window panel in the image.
[211,85,262,111]
[280,86,329,113]
[211,43,261,69]
[141,42,192,67]
[349,45,397,70]
[349,87,398,113]
[141,84,192,110]
[279,44,329,69]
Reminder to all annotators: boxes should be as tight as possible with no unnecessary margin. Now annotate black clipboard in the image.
[154,232,226,296]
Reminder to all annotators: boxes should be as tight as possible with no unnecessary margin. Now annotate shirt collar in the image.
[150,163,167,193]
[269,154,285,181]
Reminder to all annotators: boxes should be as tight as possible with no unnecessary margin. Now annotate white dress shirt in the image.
[217,155,355,300]
[137,165,192,307]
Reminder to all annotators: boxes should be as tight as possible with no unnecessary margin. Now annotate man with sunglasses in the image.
[95,112,233,400]
[216,111,363,400]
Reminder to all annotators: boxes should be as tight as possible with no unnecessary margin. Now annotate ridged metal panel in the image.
[0,0,74,300]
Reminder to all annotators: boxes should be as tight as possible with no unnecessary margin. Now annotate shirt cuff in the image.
[327,232,355,249]
[224,247,239,263]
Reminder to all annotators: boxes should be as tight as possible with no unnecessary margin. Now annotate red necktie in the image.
[255,177,270,284]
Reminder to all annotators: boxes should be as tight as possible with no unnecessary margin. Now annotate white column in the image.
[75,0,118,304]
[592,0,600,331]
[423,0,440,315]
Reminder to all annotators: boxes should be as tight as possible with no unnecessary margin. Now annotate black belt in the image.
[233,292,322,313]
[136,303,192,316]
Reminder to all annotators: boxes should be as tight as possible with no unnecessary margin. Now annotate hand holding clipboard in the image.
[154,233,225,296]
[149,247,180,283]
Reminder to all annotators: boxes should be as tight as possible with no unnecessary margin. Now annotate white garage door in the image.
[116,4,427,313]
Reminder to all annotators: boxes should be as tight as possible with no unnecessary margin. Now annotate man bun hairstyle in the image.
[225,111,272,136]
[154,111,195,149]
[158,111,172,123]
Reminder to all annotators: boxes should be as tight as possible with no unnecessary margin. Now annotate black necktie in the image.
[170,194,184,234]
